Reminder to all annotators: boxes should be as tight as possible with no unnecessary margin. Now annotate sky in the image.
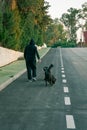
[46,0,86,19]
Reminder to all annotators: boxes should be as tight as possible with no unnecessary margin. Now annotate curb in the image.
[0,69,26,91]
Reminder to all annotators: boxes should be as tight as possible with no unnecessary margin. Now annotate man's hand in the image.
[38,59,41,63]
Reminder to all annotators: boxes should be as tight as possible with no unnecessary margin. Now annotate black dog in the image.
[43,64,56,86]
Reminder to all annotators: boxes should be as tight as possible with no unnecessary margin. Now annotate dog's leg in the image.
[46,81,47,86]
[50,80,53,86]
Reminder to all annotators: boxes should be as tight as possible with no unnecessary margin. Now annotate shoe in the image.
[32,77,37,81]
[29,80,32,82]
[28,79,32,82]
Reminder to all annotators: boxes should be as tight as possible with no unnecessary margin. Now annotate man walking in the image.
[24,39,41,81]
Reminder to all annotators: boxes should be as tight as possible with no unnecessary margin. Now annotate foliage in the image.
[51,41,77,48]
[0,1,86,50]
[2,0,21,50]
[1,0,52,51]
[0,1,3,44]
[81,2,87,30]
[20,12,35,50]
[17,0,52,50]
[45,18,67,46]
[61,8,80,43]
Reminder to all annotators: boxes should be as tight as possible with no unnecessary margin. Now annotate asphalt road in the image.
[0,47,87,130]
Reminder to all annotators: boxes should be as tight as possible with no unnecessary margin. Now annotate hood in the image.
[29,39,35,45]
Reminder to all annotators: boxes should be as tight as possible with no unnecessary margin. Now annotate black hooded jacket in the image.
[24,39,40,62]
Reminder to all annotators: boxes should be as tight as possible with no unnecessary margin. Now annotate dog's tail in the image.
[48,64,53,70]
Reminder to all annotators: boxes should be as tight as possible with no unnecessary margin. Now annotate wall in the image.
[0,47,23,67]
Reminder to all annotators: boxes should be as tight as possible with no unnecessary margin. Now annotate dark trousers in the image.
[26,60,36,80]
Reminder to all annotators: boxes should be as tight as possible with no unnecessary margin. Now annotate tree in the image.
[61,8,79,43]
[34,0,52,45]
[20,11,35,50]
[0,0,3,44]
[2,0,21,50]
[45,18,67,46]
[17,0,51,48]
[81,2,87,30]
[1,0,51,51]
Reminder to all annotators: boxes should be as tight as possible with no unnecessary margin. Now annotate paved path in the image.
[0,48,87,130]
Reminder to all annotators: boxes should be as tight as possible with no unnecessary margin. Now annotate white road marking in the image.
[64,87,69,93]
[64,97,71,105]
[60,48,63,67]
[60,48,76,129]
[66,115,76,129]
[62,79,67,83]
[61,67,64,70]
[62,74,66,78]
[61,70,64,73]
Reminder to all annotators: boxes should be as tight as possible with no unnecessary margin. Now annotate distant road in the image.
[0,47,87,130]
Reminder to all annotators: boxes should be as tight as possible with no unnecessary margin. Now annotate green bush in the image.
[51,41,77,48]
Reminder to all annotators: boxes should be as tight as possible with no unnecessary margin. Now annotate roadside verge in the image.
[0,48,50,91]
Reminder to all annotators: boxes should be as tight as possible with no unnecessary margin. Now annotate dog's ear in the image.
[51,64,53,67]
[48,64,53,70]
[43,67,46,71]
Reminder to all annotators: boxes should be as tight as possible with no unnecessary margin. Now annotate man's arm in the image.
[35,47,41,62]
[35,47,40,59]
[24,46,27,59]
